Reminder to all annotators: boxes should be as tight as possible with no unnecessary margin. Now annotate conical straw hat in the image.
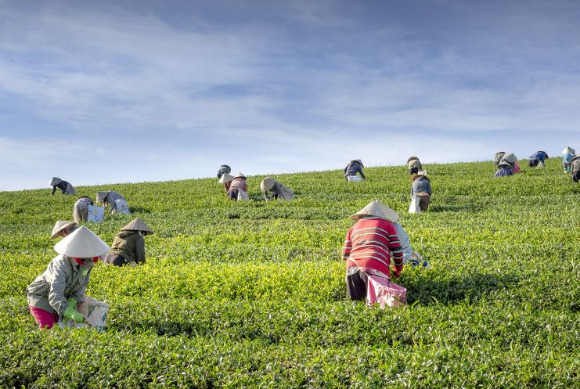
[260,177,276,192]
[51,220,77,239]
[562,146,575,154]
[54,225,110,258]
[49,177,62,186]
[502,153,518,164]
[350,200,399,222]
[234,172,247,179]
[219,173,234,184]
[120,218,154,235]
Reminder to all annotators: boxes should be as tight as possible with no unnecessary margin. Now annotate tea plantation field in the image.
[0,159,578,388]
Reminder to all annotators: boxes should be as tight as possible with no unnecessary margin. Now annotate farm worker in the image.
[51,220,77,239]
[407,156,423,175]
[493,152,506,167]
[219,173,234,193]
[27,226,109,329]
[50,177,75,195]
[500,153,520,173]
[104,218,154,266]
[562,146,575,173]
[73,196,94,224]
[571,154,580,183]
[494,161,514,177]
[410,174,432,212]
[227,172,249,201]
[96,190,130,214]
[344,159,365,182]
[528,151,549,168]
[343,200,404,301]
[217,164,231,179]
[260,177,295,201]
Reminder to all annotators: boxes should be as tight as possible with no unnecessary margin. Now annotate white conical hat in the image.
[49,177,62,186]
[234,172,247,179]
[120,218,154,235]
[219,173,234,184]
[350,200,399,222]
[502,153,518,164]
[260,177,276,192]
[54,225,110,258]
[562,146,575,154]
[51,220,77,239]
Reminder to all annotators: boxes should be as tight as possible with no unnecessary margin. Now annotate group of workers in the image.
[217,164,295,201]
[493,147,579,182]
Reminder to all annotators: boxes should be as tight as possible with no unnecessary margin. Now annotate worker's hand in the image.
[392,266,403,278]
[67,297,78,309]
[64,306,84,323]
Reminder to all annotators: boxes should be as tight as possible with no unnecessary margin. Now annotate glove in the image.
[64,306,84,323]
[392,266,403,278]
[67,297,78,309]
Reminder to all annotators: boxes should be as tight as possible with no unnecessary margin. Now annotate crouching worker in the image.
[494,161,514,177]
[51,220,77,239]
[344,159,365,182]
[260,177,295,201]
[27,226,109,329]
[96,190,130,214]
[411,174,432,212]
[343,200,404,301]
[227,172,250,201]
[104,218,154,266]
[50,177,75,195]
[528,151,549,168]
[219,173,234,193]
[73,196,93,223]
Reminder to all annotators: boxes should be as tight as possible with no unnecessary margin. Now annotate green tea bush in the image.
[0,159,578,388]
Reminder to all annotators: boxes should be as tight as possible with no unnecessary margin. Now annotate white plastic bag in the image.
[237,190,250,201]
[59,296,109,332]
[408,196,420,213]
[114,199,131,214]
[347,175,363,182]
[87,205,104,222]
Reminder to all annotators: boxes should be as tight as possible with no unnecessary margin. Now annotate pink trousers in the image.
[29,305,59,329]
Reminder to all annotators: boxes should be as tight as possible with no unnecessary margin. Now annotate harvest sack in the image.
[366,275,407,308]
[113,199,131,214]
[59,296,109,331]
[87,205,104,222]
[347,175,363,182]
[237,190,250,201]
[408,196,420,213]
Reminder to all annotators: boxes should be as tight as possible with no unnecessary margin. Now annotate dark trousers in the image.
[409,167,419,175]
[573,171,580,183]
[418,194,430,211]
[346,269,369,301]
[104,253,127,267]
[228,189,239,200]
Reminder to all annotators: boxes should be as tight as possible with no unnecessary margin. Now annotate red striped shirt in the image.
[343,217,404,277]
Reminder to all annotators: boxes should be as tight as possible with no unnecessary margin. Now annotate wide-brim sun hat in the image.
[407,156,419,163]
[49,177,62,186]
[234,172,247,179]
[51,220,77,239]
[562,146,575,154]
[120,218,154,235]
[54,225,110,258]
[96,191,109,203]
[260,177,276,192]
[351,159,364,167]
[219,173,234,184]
[350,200,399,222]
[497,161,512,168]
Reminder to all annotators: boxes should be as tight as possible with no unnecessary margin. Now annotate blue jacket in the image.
[344,161,365,179]
[529,151,548,162]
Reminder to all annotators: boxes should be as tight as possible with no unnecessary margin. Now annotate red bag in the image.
[367,275,407,308]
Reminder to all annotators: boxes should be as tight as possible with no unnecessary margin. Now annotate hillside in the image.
[0,159,578,388]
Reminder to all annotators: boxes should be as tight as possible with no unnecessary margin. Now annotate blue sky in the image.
[1,0,579,191]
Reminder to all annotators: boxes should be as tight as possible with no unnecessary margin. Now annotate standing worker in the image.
[50,220,77,239]
[50,177,75,195]
[73,196,94,224]
[562,147,575,173]
[344,159,365,182]
[104,218,154,267]
[411,174,432,212]
[260,177,295,201]
[407,156,423,175]
[96,190,130,214]
[27,226,109,329]
[528,151,549,168]
[227,172,249,200]
[342,200,404,301]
